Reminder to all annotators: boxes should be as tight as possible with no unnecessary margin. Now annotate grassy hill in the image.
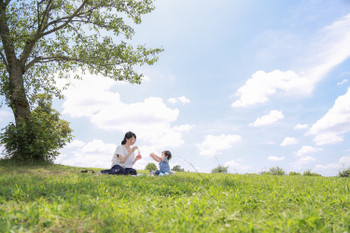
[0,160,349,232]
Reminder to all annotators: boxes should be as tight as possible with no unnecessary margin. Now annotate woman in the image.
[99,131,141,175]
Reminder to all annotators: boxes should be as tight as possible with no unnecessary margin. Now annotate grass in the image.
[0,160,349,232]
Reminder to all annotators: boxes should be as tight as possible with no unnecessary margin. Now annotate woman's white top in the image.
[111,145,135,168]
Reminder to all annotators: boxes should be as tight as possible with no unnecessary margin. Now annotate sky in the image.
[1,0,350,176]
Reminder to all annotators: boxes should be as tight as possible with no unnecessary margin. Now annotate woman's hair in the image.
[163,150,172,160]
[121,131,137,145]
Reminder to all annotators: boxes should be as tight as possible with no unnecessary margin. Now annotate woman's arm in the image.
[118,146,138,163]
[132,155,141,165]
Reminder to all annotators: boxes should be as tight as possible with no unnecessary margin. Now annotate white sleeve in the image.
[114,145,124,156]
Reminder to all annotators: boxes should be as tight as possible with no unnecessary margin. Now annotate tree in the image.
[338,168,350,177]
[172,165,184,172]
[0,0,162,160]
[0,93,72,161]
[211,165,228,174]
[145,162,157,171]
[261,166,285,176]
[303,169,321,177]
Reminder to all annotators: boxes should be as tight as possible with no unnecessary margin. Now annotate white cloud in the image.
[296,146,318,157]
[307,87,350,145]
[280,137,298,146]
[299,156,316,163]
[224,159,251,173]
[232,70,311,107]
[337,79,348,86]
[60,73,193,148]
[168,96,190,104]
[64,140,86,149]
[196,134,242,157]
[250,110,284,127]
[232,13,350,107]
[314,156,350,176]
[294,123,308,130]
[57,139,116,168]
[291,156,316,171]
[57,139,157,170]
[268,156,285,161]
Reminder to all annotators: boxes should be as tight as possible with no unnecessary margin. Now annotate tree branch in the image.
[20,0,88,66]
[41,0,89,37]
[37,0,53,32]
[0,49,9,71]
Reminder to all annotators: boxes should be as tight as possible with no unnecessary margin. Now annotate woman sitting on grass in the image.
[149,150,172,176]
[98,131,141,175]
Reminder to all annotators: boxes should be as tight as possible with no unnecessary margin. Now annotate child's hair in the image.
[163,150,172,160]
[121,131,137,145]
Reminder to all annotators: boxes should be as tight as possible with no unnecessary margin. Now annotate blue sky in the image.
[1,0,350,176]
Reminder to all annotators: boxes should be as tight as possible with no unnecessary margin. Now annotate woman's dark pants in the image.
[100,165,137,175]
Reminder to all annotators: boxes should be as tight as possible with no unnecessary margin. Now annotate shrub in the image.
[338,168,350,177]
[0,94,72,162]
[211,165,228,174]
[269,166,286,176]
[289,171,301,176]
[261,167,285,176]
[145,162,157,171]
[172,165,185,172]
[303,169,322,176]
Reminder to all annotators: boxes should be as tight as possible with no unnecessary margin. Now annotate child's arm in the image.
[149,153,162,162]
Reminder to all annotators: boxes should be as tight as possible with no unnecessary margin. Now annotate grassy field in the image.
[0,160,349,232]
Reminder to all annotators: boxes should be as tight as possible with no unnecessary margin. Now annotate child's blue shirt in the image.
[159,157,170,173]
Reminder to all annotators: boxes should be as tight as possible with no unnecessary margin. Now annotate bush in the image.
[145,162,157,171]
[261,167,285,176]
[303,169,322,176]
[211,165,228,174]
[338,168,350,177]
[0,94,72,162]
[172,165,185,172]
[289,171,301,176]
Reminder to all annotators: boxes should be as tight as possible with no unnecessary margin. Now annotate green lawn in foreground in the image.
[0,160,349,232]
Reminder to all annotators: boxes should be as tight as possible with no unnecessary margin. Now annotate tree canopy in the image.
[0,0,162,161]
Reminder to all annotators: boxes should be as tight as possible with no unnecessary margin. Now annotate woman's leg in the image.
[125,168,137,175]
[111,165,126,175]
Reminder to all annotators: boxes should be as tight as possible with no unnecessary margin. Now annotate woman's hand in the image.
[131,146,138,152]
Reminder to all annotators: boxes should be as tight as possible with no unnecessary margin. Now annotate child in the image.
[149,150,172,176]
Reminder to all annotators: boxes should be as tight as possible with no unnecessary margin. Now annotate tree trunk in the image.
[9,61,31,126]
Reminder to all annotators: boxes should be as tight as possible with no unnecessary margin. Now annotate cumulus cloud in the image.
[268,156,285,161]
[250,110,284,127]
[57,139,161,169]
[168,96,191,104]
[296,146,318,157]
[224,159,251,173]
[196,134,242,157]
[232,70,311,107]
[294,124,308,130]
[307,87,350,145]
[60,73,193,148]
[232,13,350,107]
[56,139,116,168]
[291,156,316,171]
[280,137,298,146]
[314,156,350,174]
